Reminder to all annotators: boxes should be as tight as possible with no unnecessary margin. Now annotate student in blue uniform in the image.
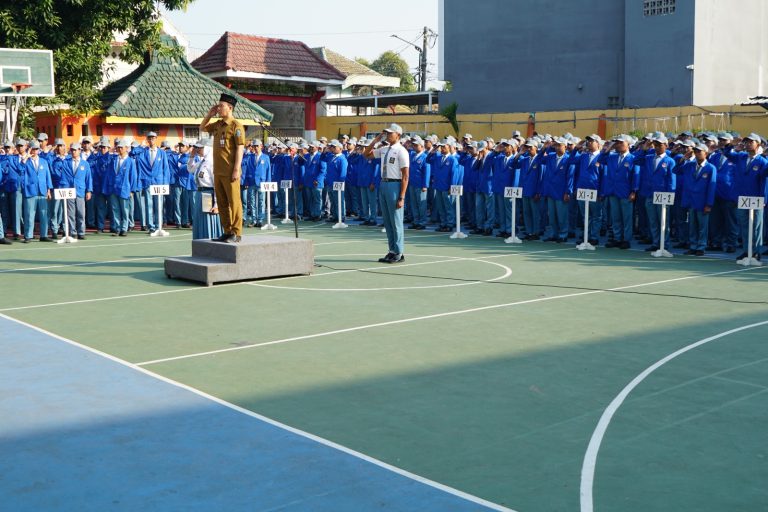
[642,135,677,251]
[250,139,271,227]
[5,139,27,239]
[670,139,695,249]
[514,138,544,240]
[325,140,348,223]
[491,139,519,238]
[0,146,11,245]
[407,136,430,230]
[723,133,768,261]
[708,133,738,253]
[571,134,604,246]
[104,140,137,237]
[48,139,69,239]
[540,137,574,242]
[599,135,640,249]
[432,140,460,232]
[460,142,478,230]
[305,141,325,222]
[60,143,93,239]
[357,140,381,226]
[472,141,496,235]
[174,141,194,228]
[680,143,717,256]
[21,140,53,242]
[135,131,170,233]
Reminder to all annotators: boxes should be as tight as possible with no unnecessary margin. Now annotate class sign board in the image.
[450,185,463,196]
[260,182,278,192]
[333,181,345,192]
[738,196,765,210]
[280,180,292,189]
[504,187,523,199]
[150,184,170,196]
[653,192,675,206]
[54,188,76,200]
[577,188,598,202]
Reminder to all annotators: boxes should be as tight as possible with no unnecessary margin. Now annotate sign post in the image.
[504,186,523,244]
[449,185,467,239]
[651,191,674,258]
[736,196,764,267]
[260,181,278,230]
[149,184,170,237]
[332,181,348,229]
[54,188,77,244]
[281,179,293,224]
[576,188,598,251]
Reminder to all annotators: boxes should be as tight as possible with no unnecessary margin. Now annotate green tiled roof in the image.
[101,37,273,124]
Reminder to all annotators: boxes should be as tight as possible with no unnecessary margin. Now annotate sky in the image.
[162,0,441,87]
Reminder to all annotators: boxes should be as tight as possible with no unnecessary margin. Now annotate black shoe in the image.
[736,252,748,260]
[483,229,492,236]
[695,250,705,256]
[378,252,395,263]
[673,242,689,249]
[567,232,576,238]
[13,234,21,240]
[495,231,507,238]
[470,229,484,235]
[588,238,599,246]
[111,232,118,237]
[77,235,85,240]
[254,223,263,228]
[645,245,659,252]
[0,238,12,245]
[725,246,736,253]
[684,249,696,255]
[604,240,618,248]
[528,234,541,241]
[40,237,51,242]
[217,233,231,242]
[22,238,31,243]
[543,237,557,242]
[388,254,405,263]
[50,233,58,240]
[119,231,127,237]
[415,224,426,230]
[706,245,722,252]
[619,241,630,250]
[639,238,653,245]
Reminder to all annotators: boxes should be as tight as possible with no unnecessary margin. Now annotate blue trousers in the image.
[645,198,670,246]
[8,189,23,235]
[407,186,428,226]
[168,185,181,224]
[329,187,345,222]
[435,190,452,227]
[494,194,512,233]
[360,186,378,223]
[475,193,494,230]
[23,196,49,239]
[110,195,131,233]
[709,198,738,249]
[578,199,602,241]
[180,188,195,225]
[546,198,569,239]
[463,192,476,226]
[522,196,541,236]
[309,187,322,219]
[737,208,763,255]
[635,194,650,238]
[608,196,634,243]
[689,209,710,251]
[379,181,404,255]
[48,197,63,233]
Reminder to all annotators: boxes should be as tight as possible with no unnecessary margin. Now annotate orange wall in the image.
[34,112,189,147]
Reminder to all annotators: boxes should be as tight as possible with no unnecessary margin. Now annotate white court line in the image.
[579,319,768,512]
[0,255,171,274]
[136,266,763,366]
[0,313,516,512]
[0,234,191,252]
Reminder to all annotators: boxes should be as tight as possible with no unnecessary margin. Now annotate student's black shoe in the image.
[673,242,689,249]
[588,238,599,246]
[694,250,705,256]
[111,232,118,237]
[22,238,31,243]
[645,245,659,252]
[684,249,696,255]
[705,245,722,252]
[470,229,484,235]
[40,237,52,242]
[483,229,493,236]
[50,233,58,240]
[216,233,231,242]
[543,237,557,242]
[415,224,426,230]
[736,252,748,260]
[604,240,618,248]
[119,231,127,237]
[77,235,86,240]
[639,237,653,245]
[388,254,405,263]
[254,223,263,228]
[619,241,630,249]
[378,252,395,263]
[0,238,12,245]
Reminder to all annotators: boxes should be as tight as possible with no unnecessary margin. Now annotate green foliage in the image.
[354,57,371,68]
[440,102,459,137]
[0,0,193,114]
[369,51,416,93]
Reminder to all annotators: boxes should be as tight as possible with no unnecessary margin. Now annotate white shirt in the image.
[189,149,214,188]
[373,142,409,180]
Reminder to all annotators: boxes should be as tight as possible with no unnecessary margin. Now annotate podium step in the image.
[165,235,314,286]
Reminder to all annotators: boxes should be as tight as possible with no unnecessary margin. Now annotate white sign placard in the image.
[504,187,523,199]
[333,181,345,192]
[450,185,463,196]
[149,184,170,196]
[54,188,76,200]
[260,181,278,192]
[200,192,213,212]
[738,196,765,210]
[280,180,292,189]
[653,192,675,205]
[576,188,598,202]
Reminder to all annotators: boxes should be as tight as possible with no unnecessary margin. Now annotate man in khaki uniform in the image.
[200,93,246,242]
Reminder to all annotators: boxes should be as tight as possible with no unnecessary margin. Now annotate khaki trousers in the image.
[214,174,243,236]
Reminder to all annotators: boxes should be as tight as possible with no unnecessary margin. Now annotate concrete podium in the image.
[164,236,314,286]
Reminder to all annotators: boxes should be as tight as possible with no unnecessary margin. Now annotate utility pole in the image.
[420,26,428,92]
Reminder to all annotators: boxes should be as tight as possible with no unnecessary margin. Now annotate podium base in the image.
[652,249,673,258]
[576,242,596,251]
[737,257,762,267]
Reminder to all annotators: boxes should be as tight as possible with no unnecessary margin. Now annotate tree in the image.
[0,0,192,114]
[354,57,371,68]
[369,51,416,93]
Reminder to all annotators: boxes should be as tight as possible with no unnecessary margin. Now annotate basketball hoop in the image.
[11,83,32,94]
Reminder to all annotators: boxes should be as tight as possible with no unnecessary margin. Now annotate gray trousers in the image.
[66,197,87,236]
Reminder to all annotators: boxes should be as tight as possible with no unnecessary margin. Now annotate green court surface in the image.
[2,223,767,511]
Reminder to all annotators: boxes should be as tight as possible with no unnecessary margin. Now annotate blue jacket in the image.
[241,151,255,187]
[409,151,430,189]
[3,155,24,192]
[598,151,640,199]
[541,152,574,200]
[356,156,379,188]
[724,148,768,200]
[326,153,348,186]
[253,153,271,187]
[103,155,137,199]
[136,146,170,188]
[491,152,517,194]
[462,156,477,193]
[514,153,543,198]
[680,160,717,211]
[21,157,53,197]
[433,153,460,192]
[167,150,179,186]
[176,153,196,191]
[475,152,496,195]
[50,155,69,189]
[345,152,359,185]
[708,150,736,201]
[58,157,93,198]
[305,152,326,189]
[291,154,305,186]
[641,153,677,196]
[571,151,603,192]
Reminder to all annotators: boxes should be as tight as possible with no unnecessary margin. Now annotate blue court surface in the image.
[0,315,507,512]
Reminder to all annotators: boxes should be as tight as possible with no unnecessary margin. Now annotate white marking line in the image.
[0,233,191,252]
[0,313,516,512]
[137,266,762,367]
[0,255,172,274]
[249,256,513,292]
[579,319,768,512]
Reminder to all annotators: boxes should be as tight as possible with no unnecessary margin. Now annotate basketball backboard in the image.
[0,48,55,97]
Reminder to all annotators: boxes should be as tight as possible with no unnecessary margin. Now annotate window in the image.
[183,126,200,142]
[644,0,675,17]
[82,124,89,136]
[96,124,103,136]
[608,96,622,109]
[66,125,73,136]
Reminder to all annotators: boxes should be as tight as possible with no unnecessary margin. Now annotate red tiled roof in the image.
[192,32,345,82]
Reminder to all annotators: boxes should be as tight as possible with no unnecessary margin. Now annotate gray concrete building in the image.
[438,0,768,113]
